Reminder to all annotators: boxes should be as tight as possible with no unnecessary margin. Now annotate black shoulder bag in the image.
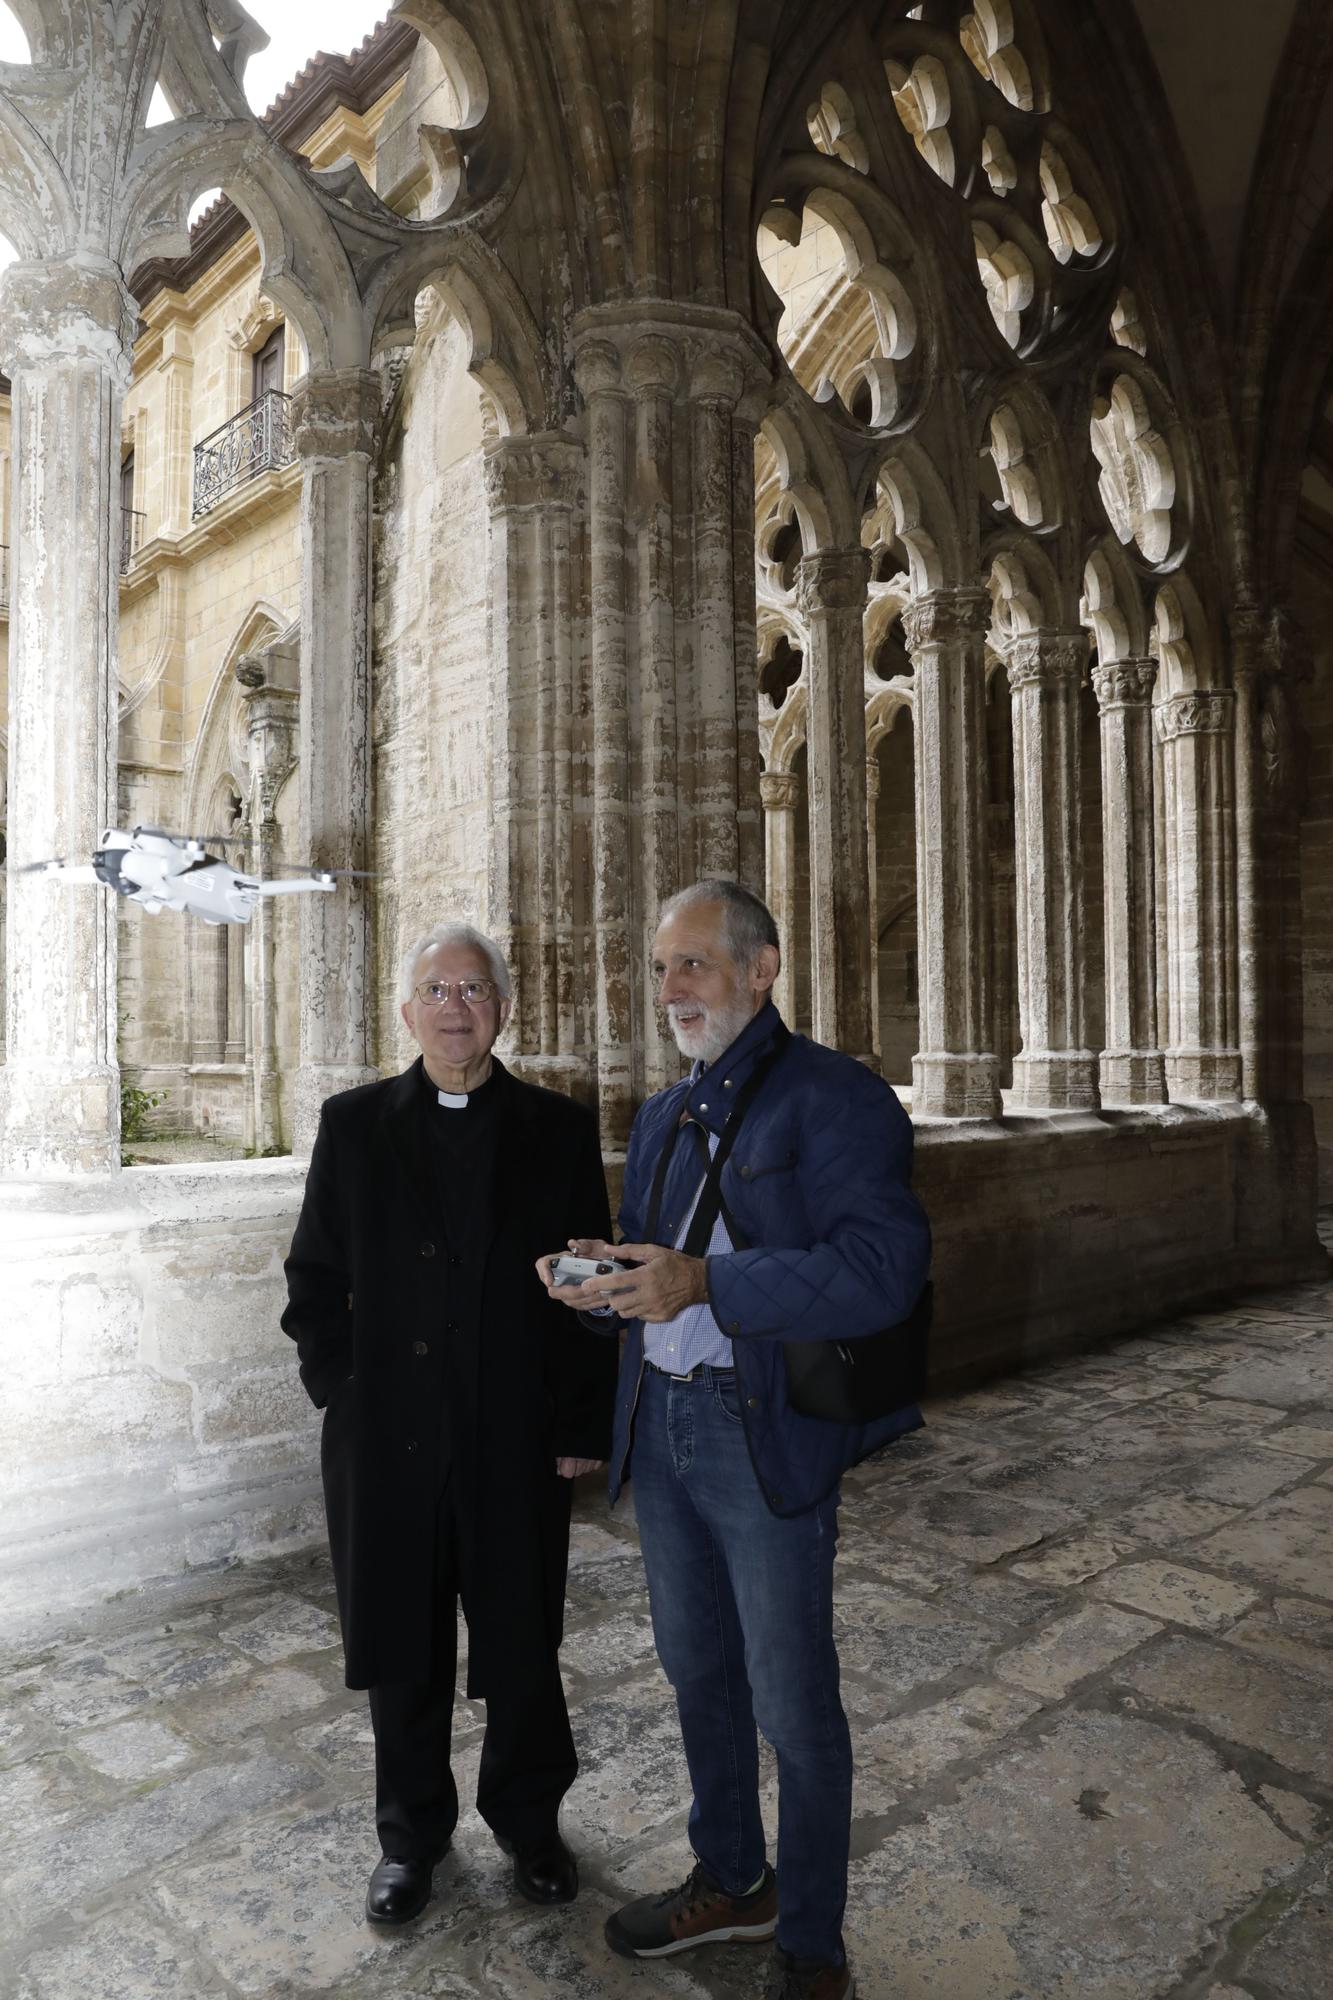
[642,1031,931,1424]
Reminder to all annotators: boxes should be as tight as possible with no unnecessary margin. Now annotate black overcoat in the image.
[281,1057,616,1691]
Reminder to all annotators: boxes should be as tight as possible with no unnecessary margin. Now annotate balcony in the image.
[192,390,295,519]
[120,508,145,574]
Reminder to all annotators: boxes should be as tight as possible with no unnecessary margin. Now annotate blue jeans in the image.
[629,1362,851,1966]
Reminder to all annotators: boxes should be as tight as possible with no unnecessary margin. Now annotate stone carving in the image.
[1155,691,1234,742]
[1092,660,1156,709]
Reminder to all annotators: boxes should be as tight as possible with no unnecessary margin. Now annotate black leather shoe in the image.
[365,1853,435,1924]
[494,1830,579,1904]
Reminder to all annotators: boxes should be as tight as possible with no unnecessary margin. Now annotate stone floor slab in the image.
[1219,1596,1333,1688]
[850,1707,1300,2000]
[1194,1483,1333,1600]
[1089,1560,1259,1632]
[12,1906,230,2000]
[1117,1633,1333,1785]
[994,1603,1160,1697]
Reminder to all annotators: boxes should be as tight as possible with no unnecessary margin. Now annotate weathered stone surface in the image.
[0,1754,316,1951]
[1117,1634,1333,1784]
[1194,1482,1333,1599]
[74,1716,192,1782]
[861,1680,1046,1789]
[832,1581,996,1694]
[13,1911,227,2000]
[882,1484,1083,1562]
[217,1592,342,1664]
[1219,1596,1333,1686]
[1260,1423,1333,1458]
[848,1709,1299,1999]
[1011,1533,1139,1585]
[1183,1447,1309,1507]
[1229,1849,1333,1999]
[994,1604,1161,1696]
[1090,1560,1259,1632]
[1105,1492,1242,1543]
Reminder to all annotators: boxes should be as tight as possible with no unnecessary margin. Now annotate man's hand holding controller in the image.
[536,1238,710,1324]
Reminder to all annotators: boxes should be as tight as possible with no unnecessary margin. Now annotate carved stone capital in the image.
[572,336,624,400]
[289,368,380,461]
[1005,632,1087,693]
[624,335,680,400]
[482,433,583,512]
[689,338,749,409]
[902,588,991,652]
[760,770,800,813]
[1154,689,1235,742]
[1091,658,1157,710]
[0,256,137,383]
[796,548,870,616]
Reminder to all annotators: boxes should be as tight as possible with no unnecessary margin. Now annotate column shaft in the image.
[761,769,800,1022]
[903,591,1001,1116]
[1093,659,1165,1104]
[1156,690,1241,1099]
[797,549,874,1060]
[1,260,135,1175]
[291,369,380,1150]
[1006,632,1098,1109]
[866,754,882,1059]
[578,346,635,1147]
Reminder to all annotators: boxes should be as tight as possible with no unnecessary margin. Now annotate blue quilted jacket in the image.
[608,1000,931,1516]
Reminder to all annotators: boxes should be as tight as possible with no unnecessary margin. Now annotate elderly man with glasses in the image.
[282,922,616,1927]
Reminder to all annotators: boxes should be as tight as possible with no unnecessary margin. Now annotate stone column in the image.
[866,753,882,1059]
[987,801,1018,1084]
[902,591,1001,1117]
[1155,690,1241,1100]
[0,258,136,1176]
[290,369,380,1150]
[796,549,874,1061]
[483,433,583,1084]
[158,318,195,536]
[574,338,635,1148]
[1092,658,1165,1104]
[1005,631,1098,1110]
[625,337,681,1098]
[761,768,801,1023]
[691,340,749,882]
[237,653,298,1153]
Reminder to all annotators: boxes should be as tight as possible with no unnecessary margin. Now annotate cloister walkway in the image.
[2,1223,1331,2000]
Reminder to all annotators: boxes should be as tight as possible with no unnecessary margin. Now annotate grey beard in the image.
[668,996,756,1066]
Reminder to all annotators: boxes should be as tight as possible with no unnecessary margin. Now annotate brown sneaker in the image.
[604,1859,778,1958]
[765,1948,856,1999]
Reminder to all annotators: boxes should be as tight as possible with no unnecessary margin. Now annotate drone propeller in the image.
[264,861,380,879]
[135,824,249,848]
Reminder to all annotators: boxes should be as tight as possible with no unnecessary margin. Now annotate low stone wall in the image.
[0,1105,1324,1645]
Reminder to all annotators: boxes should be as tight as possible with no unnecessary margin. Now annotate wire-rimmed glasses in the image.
[412,977,499,1008]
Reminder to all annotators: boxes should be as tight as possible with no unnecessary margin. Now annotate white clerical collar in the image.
[437,1090,469,1110]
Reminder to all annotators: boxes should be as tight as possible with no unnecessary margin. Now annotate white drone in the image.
[13,825,372,925]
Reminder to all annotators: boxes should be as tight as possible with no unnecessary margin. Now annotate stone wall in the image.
[1300,592,1333,1195]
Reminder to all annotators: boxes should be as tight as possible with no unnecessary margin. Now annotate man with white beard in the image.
[539,880,931,2000]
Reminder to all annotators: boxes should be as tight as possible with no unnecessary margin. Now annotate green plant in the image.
[120,1080,167,1165]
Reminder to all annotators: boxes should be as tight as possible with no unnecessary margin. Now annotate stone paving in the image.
[2,1227,1332,2000]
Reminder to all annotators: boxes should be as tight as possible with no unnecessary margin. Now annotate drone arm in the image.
[36,863,101,885]
[254,876,337,897]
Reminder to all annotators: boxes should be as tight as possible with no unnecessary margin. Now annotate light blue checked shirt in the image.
[643,1065,735,1375]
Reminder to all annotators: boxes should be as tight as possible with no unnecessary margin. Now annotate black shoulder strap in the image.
[643,1025,790,1251]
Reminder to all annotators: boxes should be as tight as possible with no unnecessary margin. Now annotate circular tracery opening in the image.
[884,55,955,186]
[1090,374,1177,563]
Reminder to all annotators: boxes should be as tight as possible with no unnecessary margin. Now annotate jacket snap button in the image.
[405,1439,418,1454]
[420,1241,435,1258]
[699,1101,708,1113]
[728,1320,740,1333]
[770,1493,782,1507]
[747,1396,757,1408]
[413,1340,428,1357]
[739,1165,750,1179]
[723,1078,733,1089]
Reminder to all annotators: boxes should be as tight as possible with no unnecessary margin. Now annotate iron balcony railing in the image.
[192,389,295,519]
[120,508,145,574]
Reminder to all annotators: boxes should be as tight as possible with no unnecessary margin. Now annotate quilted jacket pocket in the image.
[733,1146,798,1184]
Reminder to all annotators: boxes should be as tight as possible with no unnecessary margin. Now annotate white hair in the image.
[399,922,512,1003]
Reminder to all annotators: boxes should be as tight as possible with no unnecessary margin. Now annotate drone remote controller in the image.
[550,1254,634,1287]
